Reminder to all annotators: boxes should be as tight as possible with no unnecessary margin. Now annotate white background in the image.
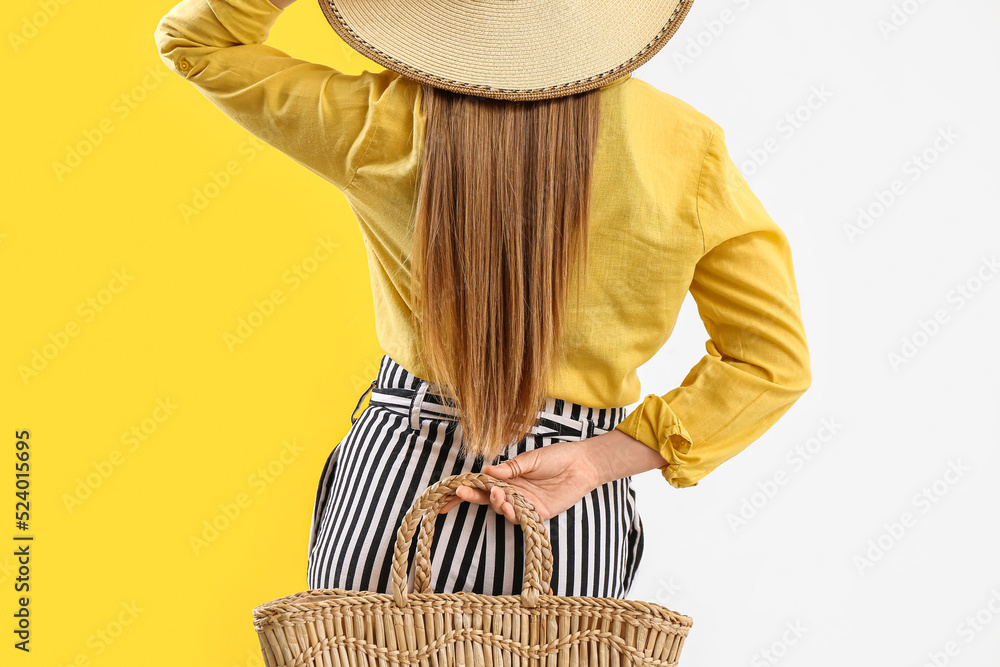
[625,1,1000,666]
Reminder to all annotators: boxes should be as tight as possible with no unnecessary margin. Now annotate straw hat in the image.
[316,0,696,101]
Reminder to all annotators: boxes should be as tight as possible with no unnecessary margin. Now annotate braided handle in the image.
[390,471,555,609]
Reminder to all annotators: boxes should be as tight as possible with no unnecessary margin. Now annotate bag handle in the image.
[390,471,555,609]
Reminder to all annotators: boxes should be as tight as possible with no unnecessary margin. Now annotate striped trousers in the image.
[306,354,645,599]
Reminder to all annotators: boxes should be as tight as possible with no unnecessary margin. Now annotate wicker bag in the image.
[252,471,694,666]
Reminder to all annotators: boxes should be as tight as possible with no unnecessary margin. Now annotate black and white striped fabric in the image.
[306,354,645,598]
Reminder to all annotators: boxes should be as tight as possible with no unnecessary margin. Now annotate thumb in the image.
[483,451,537,479]
[482,460,512,478]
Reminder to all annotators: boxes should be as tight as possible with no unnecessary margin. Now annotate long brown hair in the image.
[411,82,602,463]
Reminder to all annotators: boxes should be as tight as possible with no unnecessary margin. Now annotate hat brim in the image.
[317,0,695,100]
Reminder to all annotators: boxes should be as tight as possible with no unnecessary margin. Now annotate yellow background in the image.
[2,2,387,664]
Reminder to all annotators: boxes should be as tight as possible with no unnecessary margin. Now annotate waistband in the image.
[353,354,627,440]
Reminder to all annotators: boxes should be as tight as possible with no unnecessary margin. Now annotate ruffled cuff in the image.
[614,393,698,488]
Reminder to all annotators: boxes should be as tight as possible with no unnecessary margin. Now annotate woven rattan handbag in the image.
[252,471,694,666]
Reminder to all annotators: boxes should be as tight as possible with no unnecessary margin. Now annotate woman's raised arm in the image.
[153,0,398,191]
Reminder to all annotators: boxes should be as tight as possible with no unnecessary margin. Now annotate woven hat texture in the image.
[317,0,696,99]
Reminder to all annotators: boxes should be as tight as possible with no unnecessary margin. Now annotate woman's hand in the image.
[438,440,604,523]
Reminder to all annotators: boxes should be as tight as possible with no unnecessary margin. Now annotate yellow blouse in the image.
[154,0,812,489]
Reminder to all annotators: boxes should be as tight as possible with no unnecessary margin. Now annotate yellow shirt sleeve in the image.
[152,0,397,191]
[614,126,812,489]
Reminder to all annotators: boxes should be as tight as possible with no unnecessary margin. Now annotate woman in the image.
[154,0,811,599]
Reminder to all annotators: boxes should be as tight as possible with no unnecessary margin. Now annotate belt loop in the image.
[586,417,595,440]
[351,380,376,425]
[410,381,429,430]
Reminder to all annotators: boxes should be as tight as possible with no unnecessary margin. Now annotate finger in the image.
[484,451,539,480]
[489,486,507,516]
[483,458,518,479]
[481,464,503,479]
[442,487,490,514]
[482,462,508,478]
[456,486,491,506]
[502,501,517,524]
[486,486,513,522]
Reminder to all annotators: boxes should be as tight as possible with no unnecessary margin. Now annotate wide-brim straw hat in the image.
[316,0,696,101]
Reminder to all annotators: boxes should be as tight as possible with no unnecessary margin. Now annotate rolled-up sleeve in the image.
[153,0,397,191]
[614,125,812,488]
